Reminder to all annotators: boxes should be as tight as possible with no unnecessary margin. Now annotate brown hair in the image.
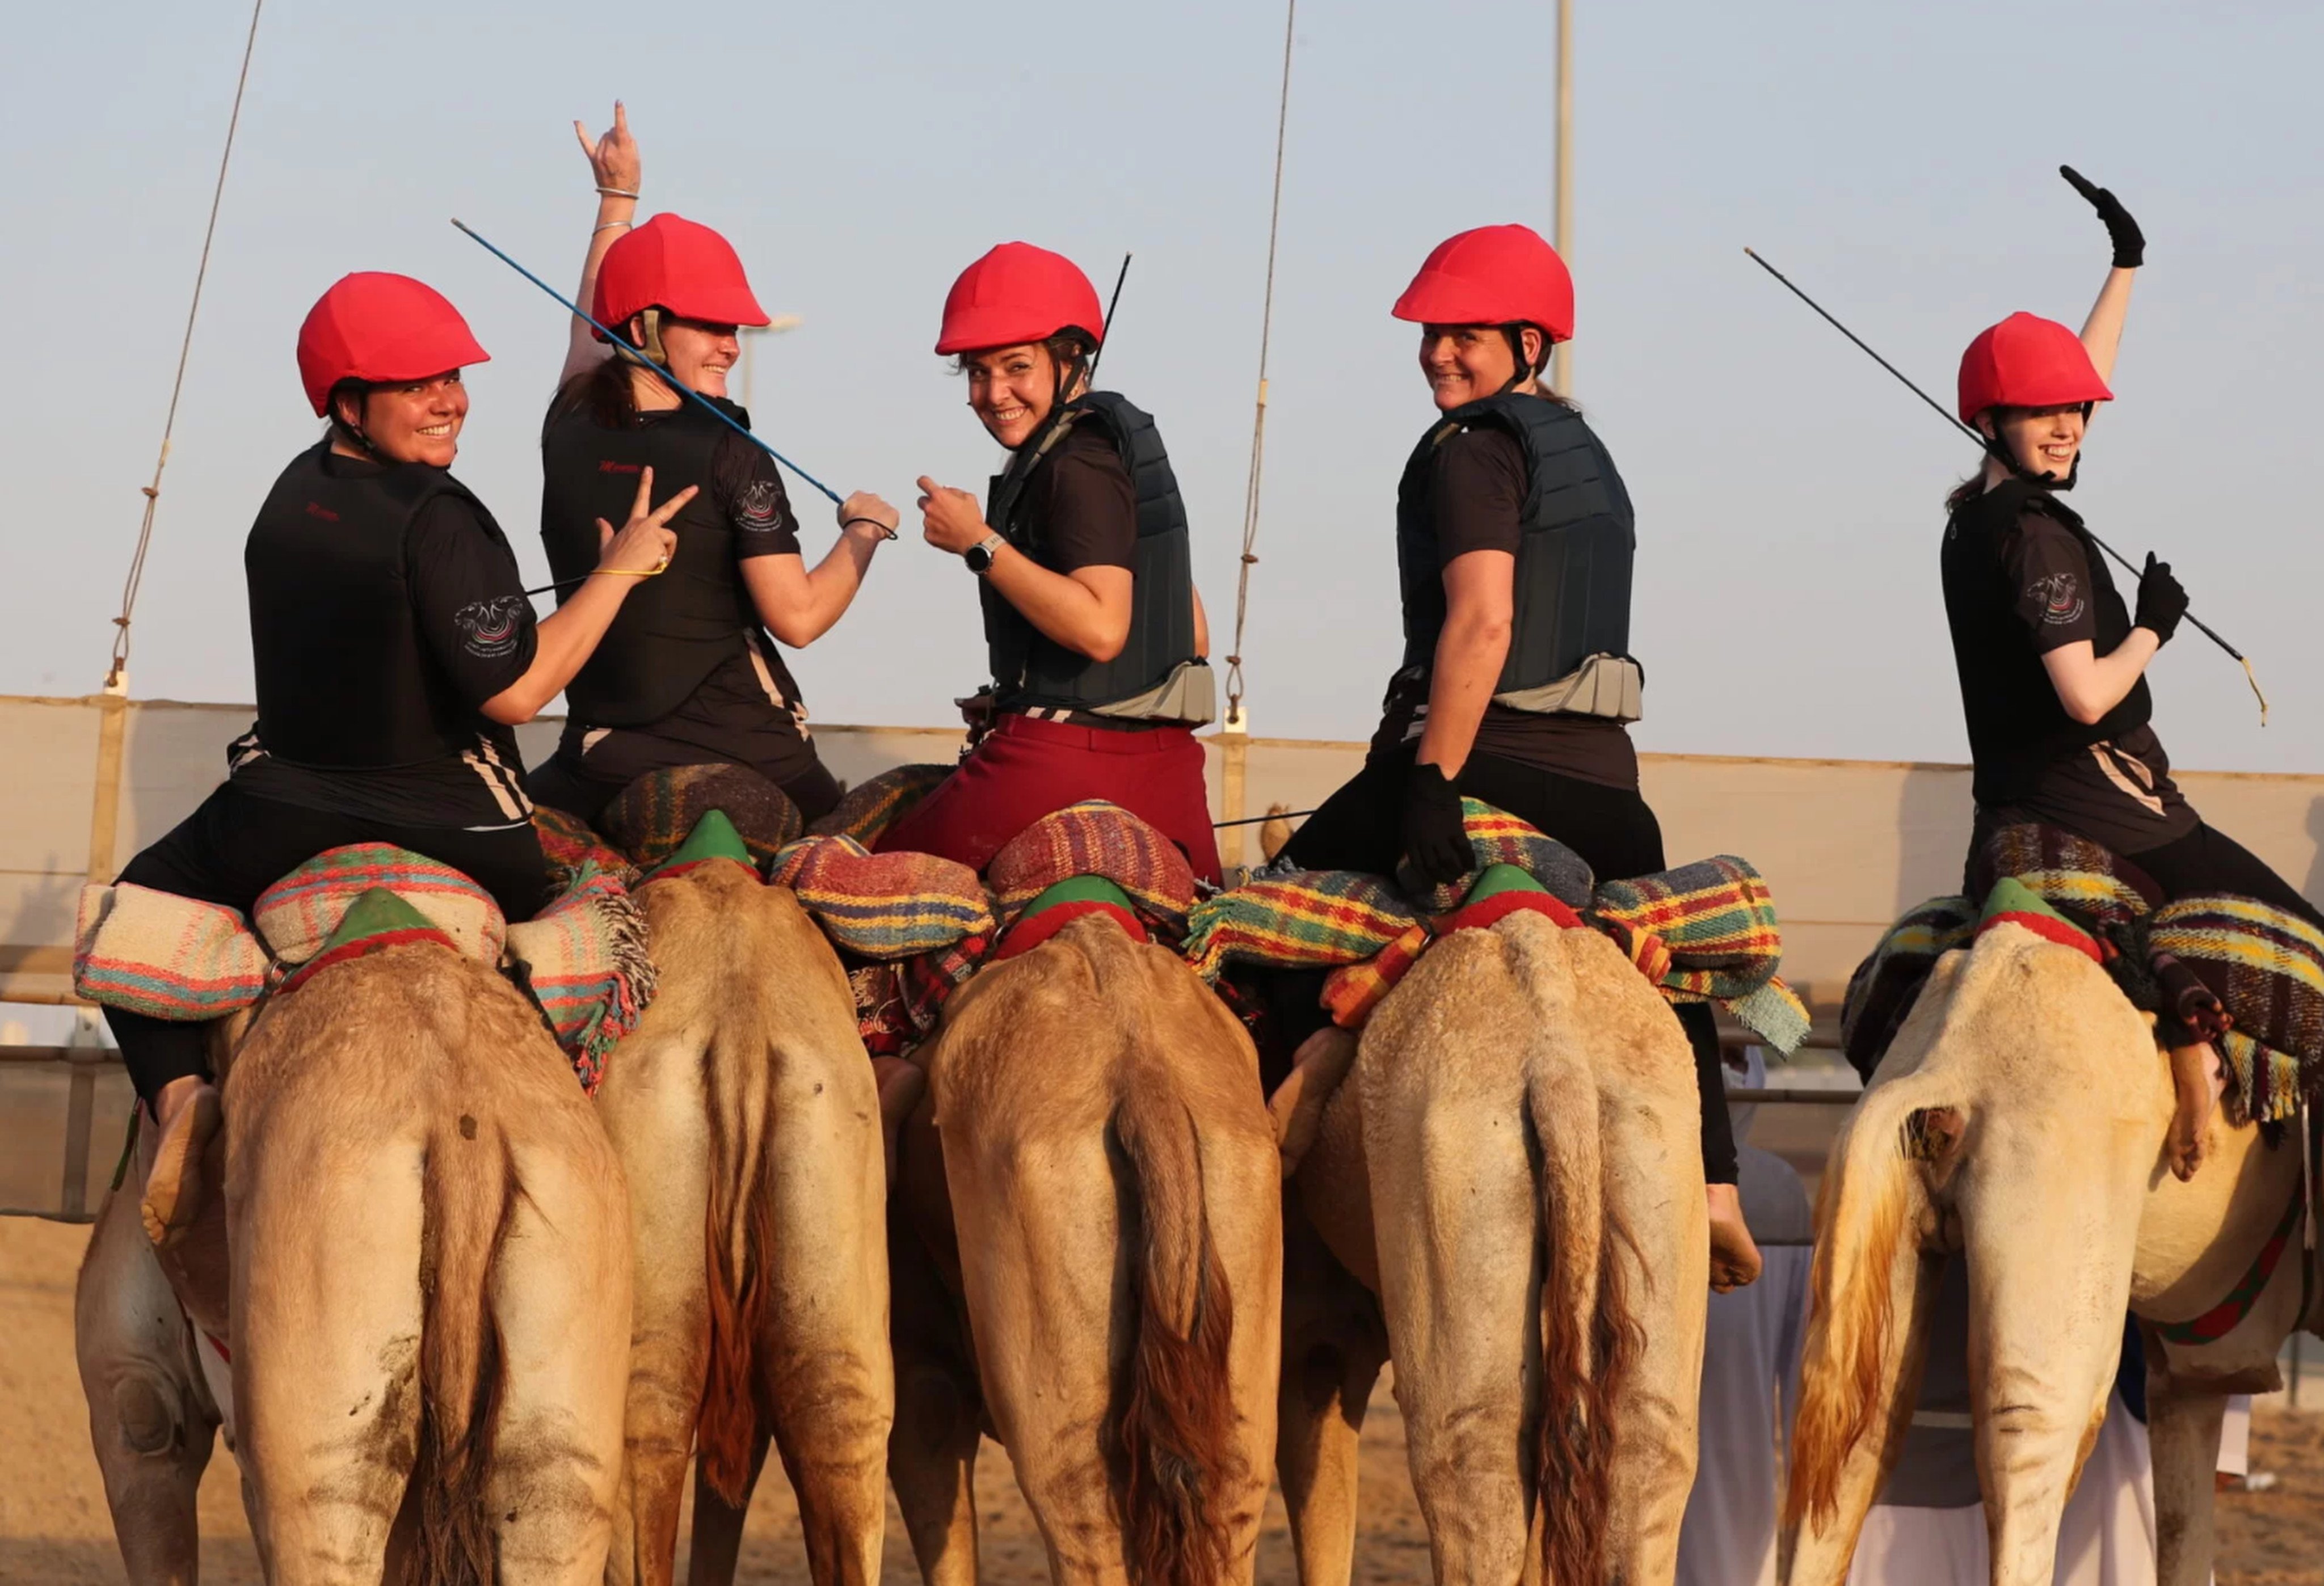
[551,352,647,430]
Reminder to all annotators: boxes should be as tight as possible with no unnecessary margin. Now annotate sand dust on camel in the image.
[4,1213,2317,1584]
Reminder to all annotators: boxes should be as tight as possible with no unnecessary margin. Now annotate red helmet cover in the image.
[296,272,490,416]
[1391,224,1576,344]
[591,214,771,341]
[934,242,1105,356]
[1957,312,2113,425]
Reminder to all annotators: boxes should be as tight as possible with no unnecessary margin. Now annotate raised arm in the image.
[2061,166,2142,386]
[560,102,641,389]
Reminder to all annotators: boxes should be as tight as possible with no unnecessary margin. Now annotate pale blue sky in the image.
[5,0,2318,771]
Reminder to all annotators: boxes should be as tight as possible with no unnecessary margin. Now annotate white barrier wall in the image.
[5,693,2318,1010]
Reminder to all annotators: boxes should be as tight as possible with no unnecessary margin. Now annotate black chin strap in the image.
[1497,325,1534,395]
[1984,402,2093,492]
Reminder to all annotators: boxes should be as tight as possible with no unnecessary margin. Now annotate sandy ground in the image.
[9,1212,2322,1585]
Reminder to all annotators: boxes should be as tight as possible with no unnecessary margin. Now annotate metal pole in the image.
[1551,0,1574,395]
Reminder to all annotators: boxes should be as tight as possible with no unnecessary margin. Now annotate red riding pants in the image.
[874,713,1222,884]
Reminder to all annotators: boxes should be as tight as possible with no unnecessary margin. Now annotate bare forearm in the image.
[562,192,638,385]
[984,546,1127,661]
[1416,617,1510,776]
[2044,628,2161,725]
[483,576,633,723]
[786,530,883,646]
[2079,267,2136,386]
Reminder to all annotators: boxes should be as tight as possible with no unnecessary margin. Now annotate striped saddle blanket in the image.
[1842,823,2324,1125]
[1181,799,1809,1050]
[74,841,654,1093]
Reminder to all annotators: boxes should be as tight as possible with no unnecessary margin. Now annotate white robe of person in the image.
[1676,1051,1813,1586]
[1842,1260,2182,1586]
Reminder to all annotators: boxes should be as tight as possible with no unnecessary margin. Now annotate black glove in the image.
[2133,551,2188,644]
[2061,166,2145,269]
[1400,763,1474,889]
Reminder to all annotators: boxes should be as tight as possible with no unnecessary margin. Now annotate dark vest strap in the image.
[245,442,498,769]
[540,399,764,727]
[1395,393,1637,702]
[982,391,1210,722]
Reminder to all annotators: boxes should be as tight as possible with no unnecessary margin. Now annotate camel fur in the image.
[887,913,1283,1586]
[597,858,892,1586]
[1283,910,1711,1586]
[1783,920,2313,1586]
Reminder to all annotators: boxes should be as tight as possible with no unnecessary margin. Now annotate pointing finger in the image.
[613,100,629,136]
[575,120,595,158]
[631,465,655,521]
[647,484,700,527]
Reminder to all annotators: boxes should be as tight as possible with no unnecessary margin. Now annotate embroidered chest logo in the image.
[453,595,529,659]
[735,480,789,534]
[2025,571,2085,626]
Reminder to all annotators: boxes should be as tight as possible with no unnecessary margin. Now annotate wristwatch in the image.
[963,533,1004,576]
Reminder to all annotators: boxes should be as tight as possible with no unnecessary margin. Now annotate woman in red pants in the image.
[879,242,1220,881]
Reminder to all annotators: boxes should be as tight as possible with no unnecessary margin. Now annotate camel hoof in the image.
[140,1085,221,1251]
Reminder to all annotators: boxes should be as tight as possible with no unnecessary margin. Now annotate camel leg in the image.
[948,1124,1131,1585]
[596,1036,714,1586]
[74,1184,219,1586]
[1960,1153,2140,1586]
[1598,1086,1710,1581]
[2142,1338,2226,1586]
[486,1127,634,1585]
[1274,1199,1387,1586]
[231,1131,427,1584]
[887,1212,983,1586]
[687,1429,769,1586]
[1363,1067,1539,1585]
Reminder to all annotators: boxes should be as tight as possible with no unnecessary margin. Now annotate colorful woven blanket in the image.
[1843,825,2324,1124]
[74,884,269,1020]
[73,843,654,1093]
[809,762,952,845]
[603,763,802,868]
[1182,805,1807,1050]
[1400,799,1597,912]
[255,846,506,965]
[504,863,657,1094]
[987,801,1198,932]
[536,804,637,887]
[768,835,993,959]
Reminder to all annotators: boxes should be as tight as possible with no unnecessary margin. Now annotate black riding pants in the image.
[104,783,554,1106]
[1277,745,1739,1185]
[1965,813,2323,931]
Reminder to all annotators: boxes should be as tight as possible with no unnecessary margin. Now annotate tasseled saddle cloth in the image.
[1842,822,2324,1125]
[74,839,655,1094]
[1181,798,1811,1052]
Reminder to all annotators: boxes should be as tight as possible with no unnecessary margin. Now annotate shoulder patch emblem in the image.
[454,595,529,659]
[735,479,789,534]
[2026,571,2085,626]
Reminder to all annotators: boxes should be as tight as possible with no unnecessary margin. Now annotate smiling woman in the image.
[99,268,684,1247]
[525,104,901,828]
[874,241,1222,881]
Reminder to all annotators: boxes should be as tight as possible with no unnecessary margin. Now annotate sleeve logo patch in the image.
[2025,572,2085,626]
[454,595,529,659]
[735,480,789,534]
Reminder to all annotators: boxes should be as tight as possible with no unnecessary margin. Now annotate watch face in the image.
[965,543,993,573]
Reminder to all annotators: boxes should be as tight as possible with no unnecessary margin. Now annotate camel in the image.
[592,855,892,1586]
[75,1165,233,1585]
[1273,909,1713,1586]
[885,913,1283,1586]
[1783,919,2315,1586]
[75,927,635,1584]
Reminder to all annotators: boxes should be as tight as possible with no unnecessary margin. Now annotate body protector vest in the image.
[245,442,511,770]
[540,398,765,727]
[1394,393,1641,720]
[1941,477,2150,808]
[979,391,1214,724]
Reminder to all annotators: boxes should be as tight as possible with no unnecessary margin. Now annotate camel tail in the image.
[411,1112,513,1586]
[1525,1057,1637,1586]
[1113,1081,1244,1586]
[1782,1083,1934,1536]
[698,1011,777,1506]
